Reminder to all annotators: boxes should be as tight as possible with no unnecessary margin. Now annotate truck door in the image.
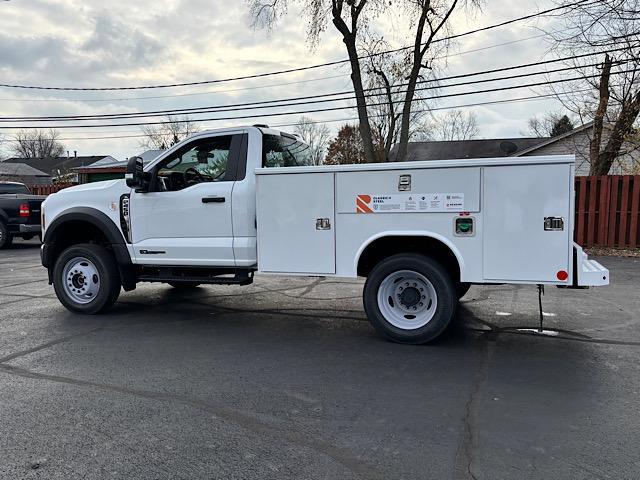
[129,133,245,266]
[482,163,572,282]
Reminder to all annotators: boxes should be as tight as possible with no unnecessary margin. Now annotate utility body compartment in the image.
[255,155,608,287]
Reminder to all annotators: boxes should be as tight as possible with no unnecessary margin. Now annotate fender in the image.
[0,208,8,224]
[41,207,136,290]
[353,230,466,278]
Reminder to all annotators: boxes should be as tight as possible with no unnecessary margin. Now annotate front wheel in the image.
[53,244,121,314]
[363,254,457,344]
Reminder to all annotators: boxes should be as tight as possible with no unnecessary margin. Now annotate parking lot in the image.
[0,239,639,479]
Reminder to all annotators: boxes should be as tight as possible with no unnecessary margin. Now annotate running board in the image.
[137,266,254,286]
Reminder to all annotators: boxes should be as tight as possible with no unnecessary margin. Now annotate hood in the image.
[59,179,123,193]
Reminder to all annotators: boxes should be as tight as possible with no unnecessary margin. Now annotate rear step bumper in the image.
[573,243,609,287]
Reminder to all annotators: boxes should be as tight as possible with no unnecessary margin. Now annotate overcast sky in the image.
[0,0,567,160]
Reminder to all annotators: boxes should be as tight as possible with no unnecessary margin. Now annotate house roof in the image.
[74,159,127,174]
[513,122,598,156]
[73,150,164,174]
[2,155,114,175]
[0,162,50,178]
[389,137,548,162]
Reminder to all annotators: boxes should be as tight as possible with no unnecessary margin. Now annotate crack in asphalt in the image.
[453,331,495,480]
[0,363,381,480]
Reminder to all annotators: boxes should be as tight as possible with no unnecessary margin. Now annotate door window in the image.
[152,136,234,192]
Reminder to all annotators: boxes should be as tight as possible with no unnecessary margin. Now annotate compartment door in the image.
[257,172,335,274]
[483,164,571,282]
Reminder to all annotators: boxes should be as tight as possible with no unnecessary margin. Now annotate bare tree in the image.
[247,0,480,163]
[11,129,66,159]
[139,115,199,150]
[293,116,331,165]
[543,0,640,174]
[414,110,479,141]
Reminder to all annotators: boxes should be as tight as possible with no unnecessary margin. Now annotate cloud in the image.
[81,15,164,67]
[0,0,569,159]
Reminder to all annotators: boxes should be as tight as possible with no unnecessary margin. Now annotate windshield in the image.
[0,183,30,194]
[262,134,313,167]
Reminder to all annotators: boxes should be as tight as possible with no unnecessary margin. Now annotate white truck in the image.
[40,125,609,344]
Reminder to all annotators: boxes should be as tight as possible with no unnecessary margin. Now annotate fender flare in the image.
[353,231,465,278]
[42,207,136,290]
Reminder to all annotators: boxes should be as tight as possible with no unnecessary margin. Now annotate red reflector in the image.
[557,270,569,281]
[19,203,30,217]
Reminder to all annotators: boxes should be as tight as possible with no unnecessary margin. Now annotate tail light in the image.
[19,203,30,217]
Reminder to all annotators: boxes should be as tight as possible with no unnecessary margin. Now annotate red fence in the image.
[28,184,73,196]
[575,175,640,248]
[28,176,640,249]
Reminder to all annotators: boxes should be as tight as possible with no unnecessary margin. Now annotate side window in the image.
[262,134,313,168]
[153,136,234,192]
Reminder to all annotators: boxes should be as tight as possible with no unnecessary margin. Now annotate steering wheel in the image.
[184,167,206,183]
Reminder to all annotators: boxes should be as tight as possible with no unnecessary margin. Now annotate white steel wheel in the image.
[377,270,438,330]
[62,257,101,305]
[363,253,457,344]
[53,244,121,314]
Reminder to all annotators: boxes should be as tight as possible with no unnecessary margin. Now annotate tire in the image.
[0,222,13,249]
[457,282,472,299]
[168,282,201,289]
[22,234,34,241]
[53,244,121,314]
[363,253,457,344]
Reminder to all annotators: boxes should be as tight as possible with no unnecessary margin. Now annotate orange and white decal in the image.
[356,194,374,213]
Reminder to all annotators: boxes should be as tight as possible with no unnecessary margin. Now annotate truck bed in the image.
[255,155,579,285]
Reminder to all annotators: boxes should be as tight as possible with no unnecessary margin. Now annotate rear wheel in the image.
[363,254,457,344]
[53,244,121,314]
[0,222,13,249]
[168,282,201,289]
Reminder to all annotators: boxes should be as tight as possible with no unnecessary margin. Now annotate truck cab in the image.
[41,127,309,303]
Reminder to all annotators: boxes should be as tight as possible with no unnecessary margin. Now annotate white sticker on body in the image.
[357,193,465,213]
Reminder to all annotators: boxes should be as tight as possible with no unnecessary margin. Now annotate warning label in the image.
[356,193,464,213]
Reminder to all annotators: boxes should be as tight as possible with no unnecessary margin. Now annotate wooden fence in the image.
[28,175,640,249]
[28,184,73,196]
[575,175,640,248]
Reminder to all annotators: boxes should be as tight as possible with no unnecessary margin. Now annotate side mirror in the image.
[125,156,146,191]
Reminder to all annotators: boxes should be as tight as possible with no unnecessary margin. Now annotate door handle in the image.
[202,196,226,203]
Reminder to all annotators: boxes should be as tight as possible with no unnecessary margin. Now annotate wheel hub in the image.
[399,286,421,308]
[62,257,101,305]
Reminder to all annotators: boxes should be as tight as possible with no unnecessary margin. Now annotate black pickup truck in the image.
[0,182,45,249]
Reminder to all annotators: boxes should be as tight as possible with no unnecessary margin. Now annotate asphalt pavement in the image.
[1,238,639,479]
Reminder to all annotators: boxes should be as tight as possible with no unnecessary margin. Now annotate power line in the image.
[0,34,547,104]
[0,0,595,92]
[54,89,595,141]
[2,48,629,122]
[0,67,631,130]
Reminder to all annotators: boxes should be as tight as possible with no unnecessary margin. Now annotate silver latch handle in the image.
[316,218,331,230]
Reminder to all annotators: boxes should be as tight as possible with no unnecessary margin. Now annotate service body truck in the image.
[40,126,609,344]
